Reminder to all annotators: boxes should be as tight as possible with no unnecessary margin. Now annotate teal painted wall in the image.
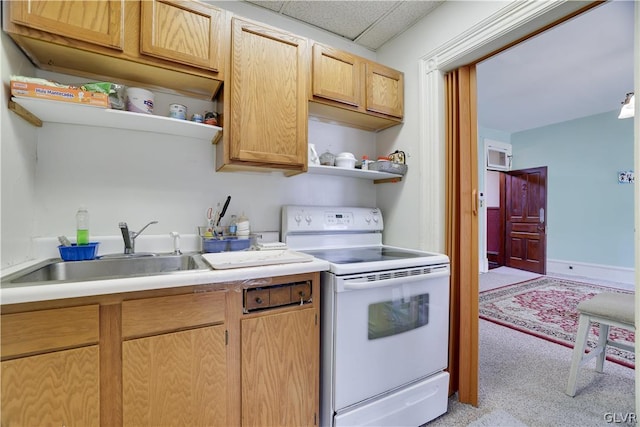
[511,111,634,268]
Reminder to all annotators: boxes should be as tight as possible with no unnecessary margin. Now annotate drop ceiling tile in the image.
[280,1,398,40]
[245,1,286,12]
[355,1,442,50]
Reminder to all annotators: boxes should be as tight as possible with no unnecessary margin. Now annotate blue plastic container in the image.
[58,242,100,261]
[202,238,228,253]
[228,238,251,251]
[202,237,251,253]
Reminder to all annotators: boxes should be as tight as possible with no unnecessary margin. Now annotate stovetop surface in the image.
[301,246,437,265]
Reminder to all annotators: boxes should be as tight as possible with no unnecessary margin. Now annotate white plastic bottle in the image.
[76,206,90,245]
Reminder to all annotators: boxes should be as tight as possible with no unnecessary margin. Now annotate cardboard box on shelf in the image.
[10,80,109,107]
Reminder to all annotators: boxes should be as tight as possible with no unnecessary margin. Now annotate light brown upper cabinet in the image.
[8,0,124,50]
[310,43,404,132]
[312,45,362,107]
[3,0,225,99]
[140,0,223,72]
[216,17,308,174]
[365,62,404,118]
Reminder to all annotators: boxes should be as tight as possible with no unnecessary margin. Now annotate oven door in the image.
[332,265,450,411]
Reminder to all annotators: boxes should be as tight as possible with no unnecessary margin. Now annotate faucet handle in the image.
[119,222,133,253]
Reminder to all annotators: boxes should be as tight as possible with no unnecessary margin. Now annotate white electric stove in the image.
[282,205,450,427]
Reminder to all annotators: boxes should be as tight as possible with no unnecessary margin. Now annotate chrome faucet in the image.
[119,221,158,254]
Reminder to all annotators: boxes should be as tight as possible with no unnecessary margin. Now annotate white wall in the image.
[375,1,605,254]
[1,32,38,267]
[30,105,377,239]
[375,1,506,252]
[1,3,382,268]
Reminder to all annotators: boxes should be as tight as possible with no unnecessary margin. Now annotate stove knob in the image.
[372,214,380,223]
[305,215,312,225]
[365,216,371,224]
[294,214,302,225]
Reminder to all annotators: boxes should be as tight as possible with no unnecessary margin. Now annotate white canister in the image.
[126,87,154,114]
[169,103,187,120]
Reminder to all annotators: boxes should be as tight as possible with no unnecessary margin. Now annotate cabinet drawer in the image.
[291,283,312,303]
[245,288,270,311]
[244,281,313,312]
[269,286,292,307]
[1,305,99,359]
[122,291,225,339]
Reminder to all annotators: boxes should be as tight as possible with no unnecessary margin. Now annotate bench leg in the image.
[595,323,609,373]
[566,314,591,397]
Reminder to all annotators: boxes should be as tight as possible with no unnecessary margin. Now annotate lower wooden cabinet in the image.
[240,275,319,427]
[241,307,318,427]
[0,273,320,426]
[120,290,229,426]
[1,304,101,426]
[1,346,101,426]
[123,325,228,426]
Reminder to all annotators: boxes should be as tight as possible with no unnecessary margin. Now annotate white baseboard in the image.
[547,259,635,286]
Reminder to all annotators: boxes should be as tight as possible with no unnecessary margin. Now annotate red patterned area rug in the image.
[479,276,635,369]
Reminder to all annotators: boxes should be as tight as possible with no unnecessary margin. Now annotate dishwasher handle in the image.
[342,268,449,290]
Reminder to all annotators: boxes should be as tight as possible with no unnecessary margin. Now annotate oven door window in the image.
[368,294,429,339]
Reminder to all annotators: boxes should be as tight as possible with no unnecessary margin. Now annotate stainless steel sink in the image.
[1,253,211,287]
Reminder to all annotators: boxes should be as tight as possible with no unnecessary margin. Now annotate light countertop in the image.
[1,256,330,306]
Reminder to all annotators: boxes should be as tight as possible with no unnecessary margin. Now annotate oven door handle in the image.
[343,269,449,290]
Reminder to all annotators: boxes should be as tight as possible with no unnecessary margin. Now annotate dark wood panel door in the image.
[505,167,547,274]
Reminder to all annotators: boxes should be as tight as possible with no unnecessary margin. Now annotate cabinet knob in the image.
[255,297,263,304]
[298,291,306,298]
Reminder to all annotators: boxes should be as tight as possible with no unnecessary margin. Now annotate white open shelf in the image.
[10,96,222,142]
[306,164,403,182]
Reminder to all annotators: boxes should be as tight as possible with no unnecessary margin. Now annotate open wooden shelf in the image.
[306,164,403,183]
[9,97,222,143]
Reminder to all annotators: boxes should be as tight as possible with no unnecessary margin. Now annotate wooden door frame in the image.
[418,1,603,406]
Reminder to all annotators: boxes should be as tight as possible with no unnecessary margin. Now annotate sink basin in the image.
[1,253,211,287]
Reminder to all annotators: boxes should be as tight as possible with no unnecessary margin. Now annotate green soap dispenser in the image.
[76,206,90,245]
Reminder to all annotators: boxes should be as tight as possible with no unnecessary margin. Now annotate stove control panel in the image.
[325,212,354,227]
[282,205,383,234]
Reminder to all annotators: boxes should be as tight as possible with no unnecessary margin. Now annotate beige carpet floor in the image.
[426,268,635,427]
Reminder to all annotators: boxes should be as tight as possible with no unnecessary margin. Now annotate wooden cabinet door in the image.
[241,308,318,427]
[9,0,123,50]
[312,44,361,107]
[122,325,228,427]
[229,18,308,169]
[365,62,404,118]
[140,0,223,71]
[1,346,100,426]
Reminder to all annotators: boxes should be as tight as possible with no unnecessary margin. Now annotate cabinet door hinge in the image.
[314,412,317,425]
[315,313,318,326]
[225,329,229,345]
